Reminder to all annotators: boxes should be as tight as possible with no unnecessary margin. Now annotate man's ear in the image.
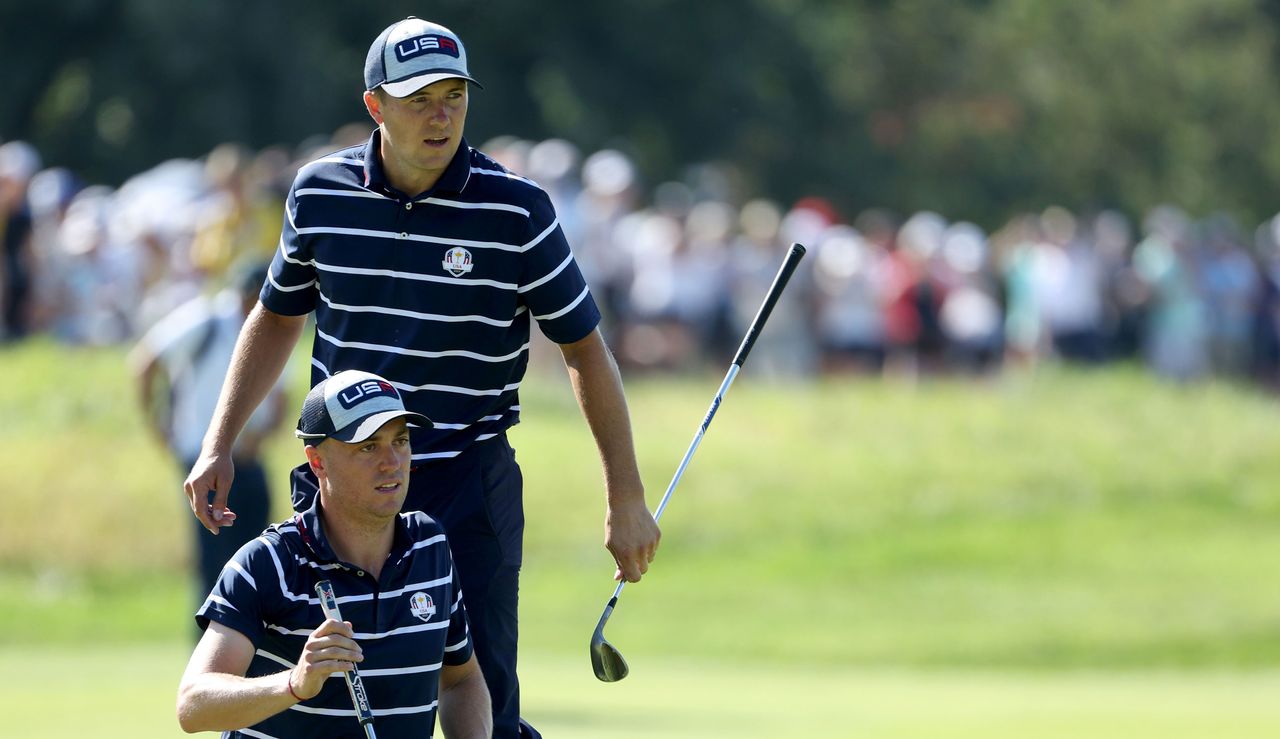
[304,444,326,479]
[363,90,384,125]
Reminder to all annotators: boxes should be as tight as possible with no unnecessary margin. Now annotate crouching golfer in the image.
[178,370,492,738]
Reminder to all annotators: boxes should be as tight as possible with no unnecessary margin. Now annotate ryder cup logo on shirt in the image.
[442,246,473,277]
[409,592,437,622]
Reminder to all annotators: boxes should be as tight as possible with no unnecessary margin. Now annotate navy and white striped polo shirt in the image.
[262,131,601,462]
[196,499,472,739]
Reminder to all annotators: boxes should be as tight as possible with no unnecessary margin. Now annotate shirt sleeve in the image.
[195,535,273,644]
[443,578,474,666]
[260,183,319,316]
[518,188,601,344]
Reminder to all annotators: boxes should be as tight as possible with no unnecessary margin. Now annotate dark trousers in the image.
[188,457,272,603]
[290,434,540,739]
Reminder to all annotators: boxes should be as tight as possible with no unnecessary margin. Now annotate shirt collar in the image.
[362,129,472,198]
[293,494,337,563]
[293,489,414,567]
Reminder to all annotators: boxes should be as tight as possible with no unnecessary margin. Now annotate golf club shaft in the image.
[653,241,806,524]
[314,581,378,738]
[608,242,807,603]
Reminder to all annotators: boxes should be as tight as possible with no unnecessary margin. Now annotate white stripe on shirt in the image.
[226,559,257,590]
[359,661,444,677]
[296,187,388,200]
[295,157,364,182]
[469,166,536,186]
[413,450,463,461]
[521,217,559,253]
[204,594,236,611]
[296,225,525,253]
[263,539,311,604]
[430,412,507,431]
[317,291,514,327]
[416,196,530,217]
[311,358,522,398]
[533,284,591,321]
[399,380,523,397]
[269,619,450,640]
[312,260,518,290]
[276,235,311,266]
[255,649,294,668]
[316,328,529,363]
[266,270,315,293]
[290,701,438,717]
[518,251,573,294]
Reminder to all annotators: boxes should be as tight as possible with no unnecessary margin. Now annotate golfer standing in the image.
[183,17,660,738]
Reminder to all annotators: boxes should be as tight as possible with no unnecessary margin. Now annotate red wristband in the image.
[286,676,304,702]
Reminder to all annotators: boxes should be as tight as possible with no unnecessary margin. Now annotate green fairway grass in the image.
[4,645,1279,738]
[3,338,1280,735]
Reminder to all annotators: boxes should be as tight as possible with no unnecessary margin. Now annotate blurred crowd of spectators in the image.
[4,131,1280,388]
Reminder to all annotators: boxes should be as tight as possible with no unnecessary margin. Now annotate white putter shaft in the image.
[314,580,378,739]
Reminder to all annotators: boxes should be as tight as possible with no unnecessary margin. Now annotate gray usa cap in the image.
[296,370,432,443]
[364,17,482,98]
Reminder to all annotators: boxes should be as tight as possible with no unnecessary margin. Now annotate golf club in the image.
[314,580,379,739]
[590,242,808,682]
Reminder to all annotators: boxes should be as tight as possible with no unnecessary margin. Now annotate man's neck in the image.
[379,144,445,198]
[383,164,442,198]
[319,504,396,580]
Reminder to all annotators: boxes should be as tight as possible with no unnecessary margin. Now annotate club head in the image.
[590,627,630,682]
[590,597,630,682]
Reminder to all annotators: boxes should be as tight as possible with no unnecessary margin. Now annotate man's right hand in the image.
[184,452,238,536]
[288,619,364,700]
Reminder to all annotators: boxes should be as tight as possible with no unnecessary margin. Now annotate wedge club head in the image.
[589,596,630,682]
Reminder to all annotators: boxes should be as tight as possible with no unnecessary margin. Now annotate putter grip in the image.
[731,243,807,368]
[314,580,376,727]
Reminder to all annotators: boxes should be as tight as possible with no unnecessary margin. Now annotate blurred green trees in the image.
[3,0,1278,227]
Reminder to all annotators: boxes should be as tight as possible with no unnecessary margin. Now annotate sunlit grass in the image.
[3,339,1280,670]
[6,645,1280,739]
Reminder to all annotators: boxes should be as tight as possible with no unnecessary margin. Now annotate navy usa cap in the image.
[297,370,432,443]
[364,17,482,98]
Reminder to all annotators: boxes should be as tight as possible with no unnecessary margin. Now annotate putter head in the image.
[589,597,630,682]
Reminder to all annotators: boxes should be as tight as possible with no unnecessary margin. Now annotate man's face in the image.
[364,78,469,192]
[310,418,412,523]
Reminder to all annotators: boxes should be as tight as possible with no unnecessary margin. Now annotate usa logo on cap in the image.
[395,34,459,62]
[337,379,397,409]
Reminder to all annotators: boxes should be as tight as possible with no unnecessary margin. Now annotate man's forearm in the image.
[560,327,660,580]
[438,661,492,738]
[203,305,305,454]
[560,328,645,504]
[177,670,295,733]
